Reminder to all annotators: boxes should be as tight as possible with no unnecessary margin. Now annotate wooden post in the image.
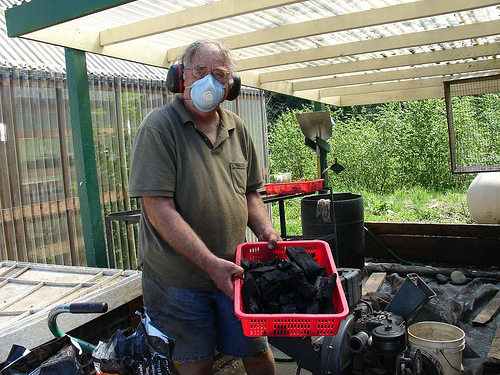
[64,48,107,268]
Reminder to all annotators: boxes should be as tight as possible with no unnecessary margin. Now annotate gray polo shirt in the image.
[129,95,263,290]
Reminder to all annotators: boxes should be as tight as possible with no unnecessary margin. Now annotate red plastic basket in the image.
[264,179,324,195]
[234,240,349,337]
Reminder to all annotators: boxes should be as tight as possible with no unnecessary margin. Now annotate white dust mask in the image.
[185,74,225,112]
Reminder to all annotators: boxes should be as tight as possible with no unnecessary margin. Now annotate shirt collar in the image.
[171,94,192,125]
[172,94,236,132]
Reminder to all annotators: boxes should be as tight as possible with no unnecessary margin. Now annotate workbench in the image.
[0,261,142,363]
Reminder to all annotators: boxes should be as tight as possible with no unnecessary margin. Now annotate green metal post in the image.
[65,48,107,268]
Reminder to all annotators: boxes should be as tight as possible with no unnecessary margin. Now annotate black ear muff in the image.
[166,64,184,93]
[226,74,241,101]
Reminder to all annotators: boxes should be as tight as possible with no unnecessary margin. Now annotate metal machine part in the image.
[354,310,404,333]
[269,271,438,375]
[371,323,408,374]
[321,314,356,375]
[371,323,407,357]
[338,268,363,310]
[349,331,370,354]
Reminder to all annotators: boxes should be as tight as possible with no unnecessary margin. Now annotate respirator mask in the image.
[185,74,226,112]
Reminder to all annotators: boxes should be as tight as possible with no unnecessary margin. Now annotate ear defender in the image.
[166,64,185,93]
[226,74,241,101]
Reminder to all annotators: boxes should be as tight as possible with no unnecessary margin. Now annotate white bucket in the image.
[408,321,465,375]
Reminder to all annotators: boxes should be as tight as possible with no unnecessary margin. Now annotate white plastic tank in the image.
[467,172,500,224]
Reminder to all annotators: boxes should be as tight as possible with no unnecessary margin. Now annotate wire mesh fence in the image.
[445,73,500,173]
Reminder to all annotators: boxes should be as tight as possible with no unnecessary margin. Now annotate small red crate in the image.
[234,240,349,337]
[264,179,324,195]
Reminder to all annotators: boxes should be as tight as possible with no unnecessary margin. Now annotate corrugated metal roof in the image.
[0,2,168,80]
[2,0,500,106]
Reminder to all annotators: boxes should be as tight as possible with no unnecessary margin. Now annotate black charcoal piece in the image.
[241,273,260,312]
[286,245,326,282]
[297,275,317,299]
[240,246,336,315]
[241,258,253,272]
[262,268,289,282]
[280,305,298,314]
[316,274,337,313]
[248,265,278,276]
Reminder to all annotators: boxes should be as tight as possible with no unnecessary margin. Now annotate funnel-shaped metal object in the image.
[296,111,334,180]
[295,111,333,141]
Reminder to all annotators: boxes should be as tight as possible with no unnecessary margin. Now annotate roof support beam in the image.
[237,19,500,71]
[319,77,446,97]
[100,0,304,46]
[22,23,170,68]
[5,0,134,37]
[333,86,445,107]
[252,61,500,105]
[294,59,500,92]
[167,0,499,61]
[259,43,500,83]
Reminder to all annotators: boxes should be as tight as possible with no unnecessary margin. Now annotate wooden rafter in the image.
[5,0,500,105]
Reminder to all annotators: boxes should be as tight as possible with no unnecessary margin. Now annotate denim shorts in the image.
[142,277,269,362]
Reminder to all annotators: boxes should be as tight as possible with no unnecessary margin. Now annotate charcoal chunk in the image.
[315,274,337,314]
[240,245,337,315]
[286,245,326,282]
[241,273,260,313]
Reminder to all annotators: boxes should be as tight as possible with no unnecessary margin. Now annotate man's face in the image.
[183,44,230,105]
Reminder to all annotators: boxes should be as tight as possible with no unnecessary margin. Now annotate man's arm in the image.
[246,191,281,248]
[142,195,244,298]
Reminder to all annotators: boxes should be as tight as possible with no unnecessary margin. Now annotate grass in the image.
[271,187,474,236]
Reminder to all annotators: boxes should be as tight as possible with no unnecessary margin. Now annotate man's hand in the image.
[208,258,244,299]
[258,229,282,249]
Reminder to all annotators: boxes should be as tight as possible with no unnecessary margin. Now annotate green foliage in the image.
[265,91,312,125]
[271,186,473,235]
[361,188,473,223]
[268,107,317,181]
[267,98,483,195]
[266,95,500,226]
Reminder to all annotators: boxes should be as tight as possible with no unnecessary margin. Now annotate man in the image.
[129,39,280,375]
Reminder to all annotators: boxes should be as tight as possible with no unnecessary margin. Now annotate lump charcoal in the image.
[305,299,320,314]
[280,305,298,314]
[279,290,296,306]
[259,276,287,302]
[247,297,261,313]
[286,245,326,282]
[241,246,336,315]
[288,263,306,286]
[315,274,337,314]
[262,268,289,283]
[241,258,253,272]
[248,265,278,276]
[296,274,317,299]
[241,273,260,313]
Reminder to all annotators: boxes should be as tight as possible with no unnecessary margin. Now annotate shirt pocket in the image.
[230,162,247,195]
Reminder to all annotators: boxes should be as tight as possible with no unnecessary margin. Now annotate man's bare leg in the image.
[241,349,276,375]
[179,356,214,375]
